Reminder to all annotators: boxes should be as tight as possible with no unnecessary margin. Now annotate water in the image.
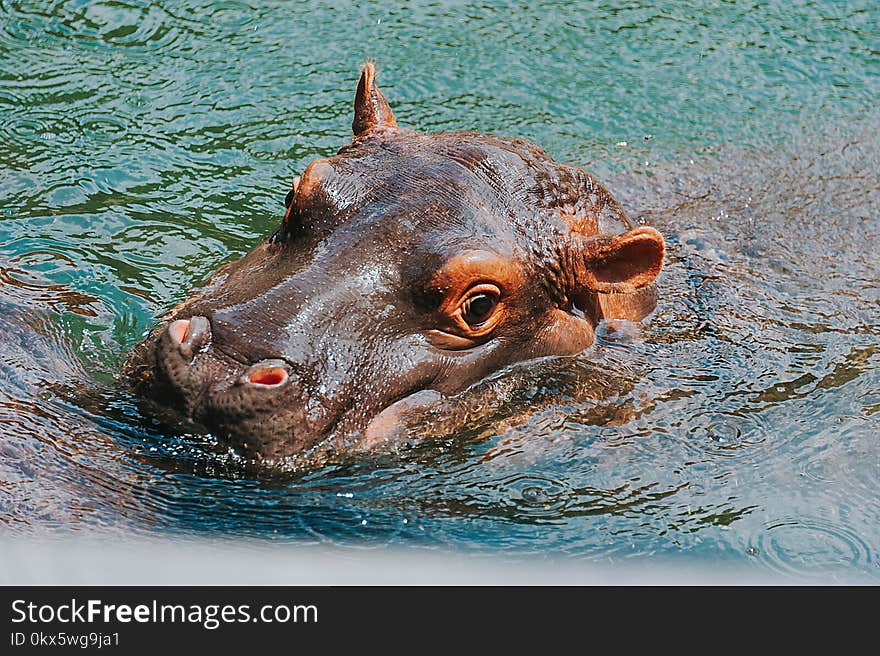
[1,0,878,582]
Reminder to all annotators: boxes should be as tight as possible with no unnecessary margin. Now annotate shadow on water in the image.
[1,1,878,582]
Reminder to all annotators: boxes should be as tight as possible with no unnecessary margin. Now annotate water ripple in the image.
[1,0,189,51]
[684,409,771,457]
[1,109,77,150]
[748,517,876,581]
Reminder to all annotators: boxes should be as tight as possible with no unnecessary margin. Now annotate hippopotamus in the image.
[123,62,665,462]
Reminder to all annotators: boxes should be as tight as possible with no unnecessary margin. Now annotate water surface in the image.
[1,0,878,582]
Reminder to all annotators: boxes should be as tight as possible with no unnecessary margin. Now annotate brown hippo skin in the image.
[123,62,665,461]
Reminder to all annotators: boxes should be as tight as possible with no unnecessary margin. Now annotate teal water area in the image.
[1,1,878,582]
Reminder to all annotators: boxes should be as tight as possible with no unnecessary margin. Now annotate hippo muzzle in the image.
[124,62,665,462]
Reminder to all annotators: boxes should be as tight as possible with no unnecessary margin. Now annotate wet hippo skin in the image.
[123,62,665,461]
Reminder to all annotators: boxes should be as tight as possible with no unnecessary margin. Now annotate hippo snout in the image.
[159,317,301,406]
[138,315,326,458]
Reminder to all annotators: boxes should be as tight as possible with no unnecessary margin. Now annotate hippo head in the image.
[125,62,665,461]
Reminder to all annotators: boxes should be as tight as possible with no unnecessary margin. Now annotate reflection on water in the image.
[1,0,878,582]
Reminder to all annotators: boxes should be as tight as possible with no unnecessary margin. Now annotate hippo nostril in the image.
[166,315,211,361]
[168,319,190,344]
[248,367,288,386]
[241,360,291,388]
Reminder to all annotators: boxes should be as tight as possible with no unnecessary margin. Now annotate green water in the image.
[1,1,879,581]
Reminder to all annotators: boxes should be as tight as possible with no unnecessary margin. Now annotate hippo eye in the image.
[461,288,500,327]
[428,266,510,348]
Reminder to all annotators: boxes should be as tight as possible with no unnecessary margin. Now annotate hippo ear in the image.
[352,61,398,136]
[569,226,665,295]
